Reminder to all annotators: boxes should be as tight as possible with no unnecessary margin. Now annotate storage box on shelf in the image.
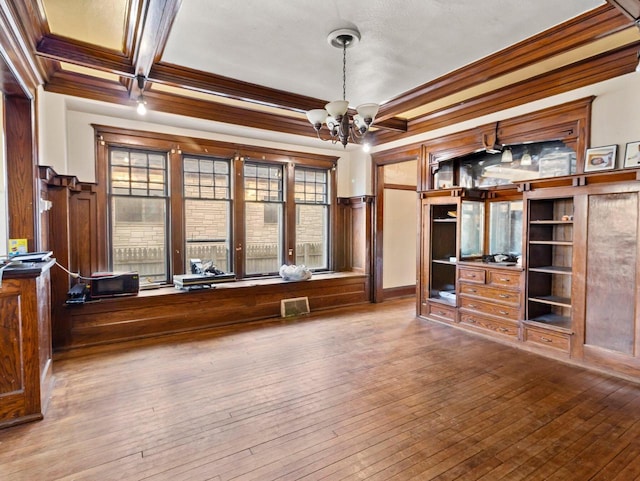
[457,263,523,341]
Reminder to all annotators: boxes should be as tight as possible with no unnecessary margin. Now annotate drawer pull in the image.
[468,288,477,293]
[499,278,511,282]
[498,310,509,315]
[498,294,510,299]
[540,337,553,343]
[437,311,446,316]
[467,318,476,324]
[498,327,509,333]
[467,304,477,308]
[468,274,477,278]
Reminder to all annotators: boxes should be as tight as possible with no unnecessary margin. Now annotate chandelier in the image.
[306,28,379,148]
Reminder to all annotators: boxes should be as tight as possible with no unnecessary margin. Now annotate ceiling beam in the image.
[376,4,632,122]
[129,0,182,96]
[37,34,135,76]
[372,42,640,145]
[607,0,640,20]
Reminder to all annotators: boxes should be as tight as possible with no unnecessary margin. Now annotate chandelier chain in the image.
[342,42,346,102]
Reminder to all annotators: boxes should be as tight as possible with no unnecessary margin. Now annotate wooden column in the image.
[4,95,38,251]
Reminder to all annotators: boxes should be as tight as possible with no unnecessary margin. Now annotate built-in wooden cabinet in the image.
[415,97,640,380]
[0,261,54,429]
[418,169,640,380]
[458,264,523,341]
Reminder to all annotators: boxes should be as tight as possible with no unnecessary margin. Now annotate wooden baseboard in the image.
[383,285,416,300]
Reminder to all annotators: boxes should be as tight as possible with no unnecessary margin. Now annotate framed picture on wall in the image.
[584,145,617,172]
[623,141,640,168]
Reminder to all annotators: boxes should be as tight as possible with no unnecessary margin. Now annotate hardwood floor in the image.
[1,298,639,480]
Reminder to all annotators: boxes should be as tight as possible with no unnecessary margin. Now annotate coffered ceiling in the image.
[6,0,640,148]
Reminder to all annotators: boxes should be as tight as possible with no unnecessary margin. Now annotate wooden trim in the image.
[373,43,638,145]
[371,143,422,166]
[374,165,384,303]
[36,34,134,76]
[149,62,327,113]
[607,0,640,20]
[383,285,416,300]
[0,2,43,96]
[384,183,417,191]
[169,148,184,275]
[376,4,630,121]
[232,156,245,277]
[285,162,296,265]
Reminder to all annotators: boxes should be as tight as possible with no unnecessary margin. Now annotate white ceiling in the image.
[162,0,606,108]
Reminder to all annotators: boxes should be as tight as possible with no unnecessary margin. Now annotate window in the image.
[294,167,329,270]
[244,161,283,275]
[183,156,231,272]
[109,148,168,284]
[97,128,336,283]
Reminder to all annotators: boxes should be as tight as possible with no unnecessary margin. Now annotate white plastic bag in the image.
[279,264,312,281]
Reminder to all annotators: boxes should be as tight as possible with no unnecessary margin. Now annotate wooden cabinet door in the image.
[582,190,640,375]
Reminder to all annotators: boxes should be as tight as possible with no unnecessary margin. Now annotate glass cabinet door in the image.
[460,201,484,259]
[489,200,523,256]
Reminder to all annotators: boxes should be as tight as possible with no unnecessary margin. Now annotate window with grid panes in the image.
[109,147,168,284]
[183,155,232,272]
[294,167,329,270]
[243,161,283,275]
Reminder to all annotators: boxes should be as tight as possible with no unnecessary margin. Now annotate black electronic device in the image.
[89,272,139,298]
[66,283,89,304]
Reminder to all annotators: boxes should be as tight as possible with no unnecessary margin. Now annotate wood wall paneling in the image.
[584,192,637,354]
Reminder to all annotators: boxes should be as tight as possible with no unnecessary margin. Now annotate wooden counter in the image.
[0,259,54,429]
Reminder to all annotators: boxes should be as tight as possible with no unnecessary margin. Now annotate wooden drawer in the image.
[458,267,486,283]
[522,326,570,353]
[458,283,521,306]
[459,313,519,340]
[459,296,520,320]
[487,269,521,288]
[425,302,457,323]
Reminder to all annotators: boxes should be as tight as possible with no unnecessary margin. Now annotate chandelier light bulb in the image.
[305,27,379,148]
[136,98,147,115]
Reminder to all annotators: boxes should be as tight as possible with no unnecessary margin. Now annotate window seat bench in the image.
[57,271,370,350]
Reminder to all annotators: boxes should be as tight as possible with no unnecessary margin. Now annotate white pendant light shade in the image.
[306,109,328,126]
[356,103,379,123]
[325,100,349,118]
[521,150,532,166]
[501,148,513,163]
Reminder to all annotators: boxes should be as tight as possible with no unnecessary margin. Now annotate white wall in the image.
[383,188,417,289]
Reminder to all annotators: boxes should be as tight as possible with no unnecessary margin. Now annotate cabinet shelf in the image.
[432,258,456,265]
[529,240,572,246]
[528,265,572,275]
[428,296,456,307]
[529,220,573,225]
[529,295,571,308]
[524,315,572,333]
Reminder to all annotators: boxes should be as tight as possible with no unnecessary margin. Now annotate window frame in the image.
[94,126,338,284]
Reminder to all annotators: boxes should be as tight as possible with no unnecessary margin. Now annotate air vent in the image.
[280,297,310,318]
